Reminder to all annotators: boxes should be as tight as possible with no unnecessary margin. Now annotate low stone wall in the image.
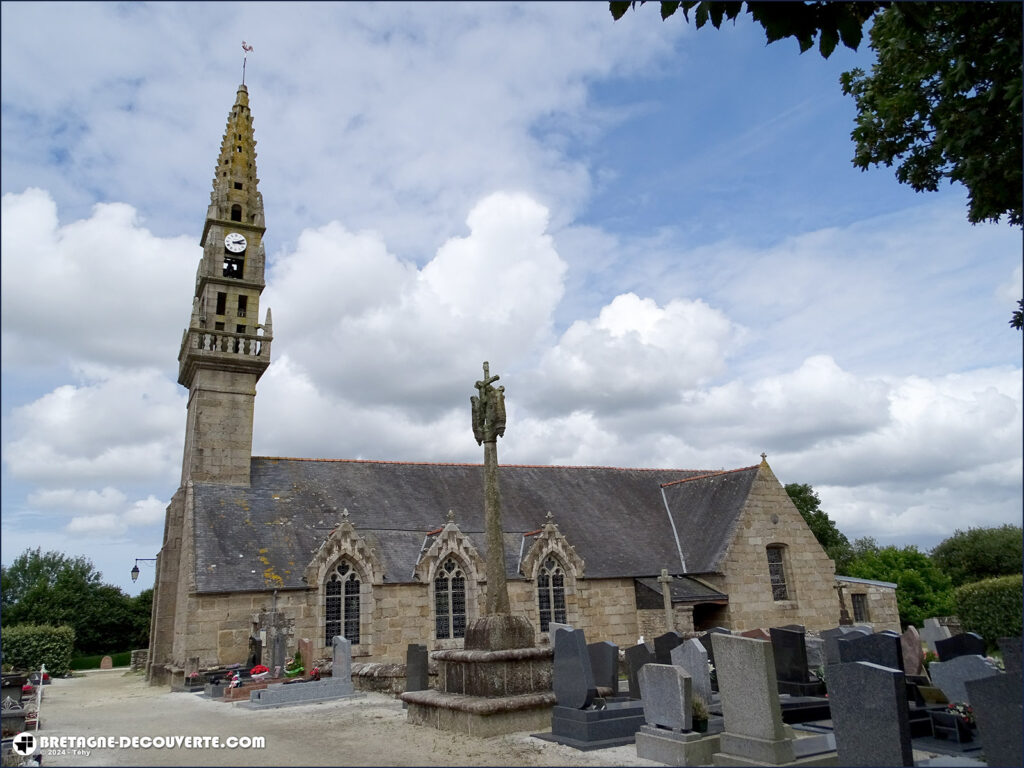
[130,649,149,672]
[351,661,438,695]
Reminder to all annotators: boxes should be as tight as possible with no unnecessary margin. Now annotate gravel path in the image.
[33,669,662,767]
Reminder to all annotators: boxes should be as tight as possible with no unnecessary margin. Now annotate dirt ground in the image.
[32,669,663,767]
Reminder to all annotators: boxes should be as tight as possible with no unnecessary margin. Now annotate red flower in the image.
[250,664,269,675]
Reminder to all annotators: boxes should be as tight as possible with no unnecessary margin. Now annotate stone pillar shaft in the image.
[483,440,510,615]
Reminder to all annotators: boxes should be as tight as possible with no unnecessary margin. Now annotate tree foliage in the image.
[954,574,1023,650]
[843,537,954,628]
[610,1,885,58]
[930,525,1024,588]
[784,482,852,571]
[1,548,152,655]
[840,3,1022,227]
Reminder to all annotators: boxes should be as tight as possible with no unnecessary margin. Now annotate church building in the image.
[146,84,898,687]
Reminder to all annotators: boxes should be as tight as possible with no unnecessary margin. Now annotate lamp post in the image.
[131,558,157,583]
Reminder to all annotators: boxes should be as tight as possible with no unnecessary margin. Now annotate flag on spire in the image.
[242,41,254,53]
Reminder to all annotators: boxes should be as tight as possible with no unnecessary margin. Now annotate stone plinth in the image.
[401,645,555,736]
[464,613,535,651]
[244,677,363,709]
[636,725,722,766]
[534,699,648,750]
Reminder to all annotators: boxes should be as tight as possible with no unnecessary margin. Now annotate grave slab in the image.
[964,670,1022,768]
[928,655,999,705]
[829,661,912,767]
[934,633,986,662]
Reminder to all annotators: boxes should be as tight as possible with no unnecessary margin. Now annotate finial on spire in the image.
[545,511,554,525]
[242,40,254,85]
[447,509,455,524]
[760,452,768,462]
[341,507,350,521]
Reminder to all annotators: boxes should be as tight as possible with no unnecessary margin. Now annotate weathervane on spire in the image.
[242,41,254,85]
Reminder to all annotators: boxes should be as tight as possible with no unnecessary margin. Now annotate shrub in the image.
[68,651,132,670]
[954,574,1023,649]
[0,624,75,676]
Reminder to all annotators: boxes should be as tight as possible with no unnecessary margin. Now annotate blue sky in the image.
[1,2,1020,596]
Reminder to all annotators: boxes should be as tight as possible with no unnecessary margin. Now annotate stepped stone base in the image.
[403,689,555,737]
[635,724,721,765]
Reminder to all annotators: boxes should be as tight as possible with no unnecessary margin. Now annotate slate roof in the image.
[634,575,729,604]
[192,457,760,594]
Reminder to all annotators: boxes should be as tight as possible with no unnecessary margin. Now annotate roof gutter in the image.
[660,485,687,573]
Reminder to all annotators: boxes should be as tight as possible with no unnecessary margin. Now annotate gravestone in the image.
[829,661,912,767]
[997,636,1021,677]
[653,631,684,665]
[405,644,429,693]
[770,627,825,696]
[296,637,313,671]
[778,624,806,633]
[837,631,905,672]
[638,663,691,732]
[741,628,771,641]
[965,670,1022,768]
[710,633,794,765]
[900,626,925,676]
[804,635,825,671]
[100,656,113,670]
[928,655,999,704]
[698,627,730,692]
[547,621,572,639]
[246,632,262,668]
[934,632,985,661]
[587,641,618,695]
[921,617,952,653]
[553,627,596,709]
[247,635,361,709]
[271,629,287,675]
[670,638,712,709]
[625,642,655,700]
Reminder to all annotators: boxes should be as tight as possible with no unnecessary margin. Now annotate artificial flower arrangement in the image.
[283,651,304,678]
[250,664,269,681]
[946,702,975,726]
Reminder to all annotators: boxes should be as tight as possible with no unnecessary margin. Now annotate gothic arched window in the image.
[766,545,789,601]
[434,557,467,639]
[537,557,567,632]
[325,561,360,646]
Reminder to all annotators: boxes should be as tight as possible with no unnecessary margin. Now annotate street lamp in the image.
[131,558,157,583]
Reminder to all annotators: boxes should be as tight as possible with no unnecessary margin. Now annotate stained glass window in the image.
[766,546,788,601]
[325,561,360,646]
[537,557,567,632]
[434,558,467,639]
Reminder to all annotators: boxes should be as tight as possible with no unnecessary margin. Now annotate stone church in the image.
[146,84,897,687]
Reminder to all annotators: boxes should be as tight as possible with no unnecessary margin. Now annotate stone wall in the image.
[835,577,900,632]
[711,462,841,632]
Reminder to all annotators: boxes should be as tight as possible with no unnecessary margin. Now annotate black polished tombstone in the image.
[770,627,826,696]
[587,641,619,696]
[624,642,655,700]
[653,631,685,665]
[934,632,986,661]
[698,627,731,692]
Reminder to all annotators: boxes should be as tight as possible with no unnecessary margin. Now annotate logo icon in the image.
[12,731,38,756]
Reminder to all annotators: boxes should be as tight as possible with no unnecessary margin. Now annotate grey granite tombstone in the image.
[670,638,712,709]
[829,661,912,767]
[900,626,925,676]
[548,621,572,639]
[625,642,655,700]
[554,627,596,709]
[405,643,429,693]
[921,617,952,653]
[247,635,360,709]
[332,635,353,688]
[711,633,794,765]
[837,631,905,672]
[965,670,1022,768]
[997,636,1021,677]
[638,663,691,732]
[653,631,685,665]
[804,635,825,671]
[821,626,849,667]
[271,629,287,675]
[928,655,999,704]
[935,632,986,661]
[697,627,731,666]
[587,641,619,695]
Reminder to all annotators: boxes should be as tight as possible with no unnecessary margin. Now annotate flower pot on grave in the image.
[930,710,974,743]
[692,717,709,734]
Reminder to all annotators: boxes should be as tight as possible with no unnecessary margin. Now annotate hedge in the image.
[1,624,75,676]
[954,573,1023,649]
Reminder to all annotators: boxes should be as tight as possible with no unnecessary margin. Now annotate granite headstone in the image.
[625,642,655,700]
[587,641,619,695]
[965,670,1022,768]
[637,663,691,732]
[921,618,952,654]
[670,638,712,709]
[837,631,905,672]
[997,636,1022,677]
[829,661,912,767]
[653,631,685,665]
[928,655,999,704]
[554,627,596,709]
[406,643,429,693]
[934,632,986,661]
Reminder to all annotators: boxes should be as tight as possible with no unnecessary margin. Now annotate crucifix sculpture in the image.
[471,361,510,615]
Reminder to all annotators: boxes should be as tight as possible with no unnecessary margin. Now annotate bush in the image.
[0,624,75,676]
[69,651,132,670]
[954,574,1023,649]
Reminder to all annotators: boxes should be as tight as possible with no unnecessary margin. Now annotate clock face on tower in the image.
[224,232,247,253]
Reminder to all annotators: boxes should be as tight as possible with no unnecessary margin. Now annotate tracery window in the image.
[766,545,789,601]
[851,593,869,622]
[434,557,467,639]
[325,560,360,646]
[537,557,567,632]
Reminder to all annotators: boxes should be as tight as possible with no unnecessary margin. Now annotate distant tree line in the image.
[1,548,151,656]
[785,482,1023,631]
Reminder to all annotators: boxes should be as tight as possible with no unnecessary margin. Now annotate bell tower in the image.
[178,83,272,486]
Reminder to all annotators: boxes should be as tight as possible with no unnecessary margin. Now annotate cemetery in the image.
[73,618,1017,768]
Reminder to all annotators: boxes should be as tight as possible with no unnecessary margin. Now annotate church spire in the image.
[177,82,272,487]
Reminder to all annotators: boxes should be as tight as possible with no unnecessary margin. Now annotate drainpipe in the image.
[660,485,687,573]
